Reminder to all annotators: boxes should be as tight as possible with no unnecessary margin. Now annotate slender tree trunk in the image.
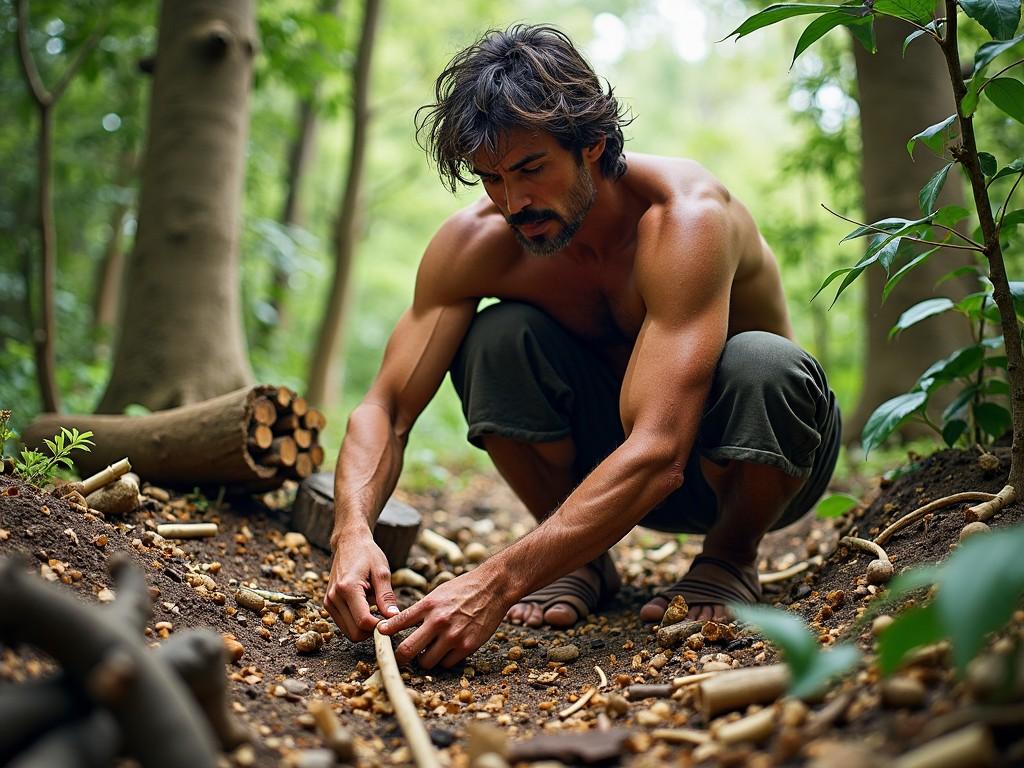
[847,17,974,442]
[98,0,258,413]
[306,0,382,407]
[93,152,137,351]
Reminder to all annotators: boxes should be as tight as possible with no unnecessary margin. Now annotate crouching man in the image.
[323,24,840,669]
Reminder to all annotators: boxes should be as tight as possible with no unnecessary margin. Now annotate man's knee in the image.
[717,331,818,395]
[450,301,557,390]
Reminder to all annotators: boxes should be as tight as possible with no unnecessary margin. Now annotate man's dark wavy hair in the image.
[416,24,633,193]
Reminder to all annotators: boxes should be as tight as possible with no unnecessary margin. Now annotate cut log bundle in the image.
[22,385,326,491]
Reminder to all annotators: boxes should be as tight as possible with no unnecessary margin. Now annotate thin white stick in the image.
[875,492,995,546]
[558,686,596,720]
[80,458,132,496]
[373,627,441,768]
[595,665,608,689]
[759,555,823,584]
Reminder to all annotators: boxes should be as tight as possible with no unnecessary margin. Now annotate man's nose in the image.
[504,180,531,215]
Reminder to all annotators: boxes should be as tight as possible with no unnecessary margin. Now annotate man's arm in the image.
[323,225,479,643]
[380,196,738,666]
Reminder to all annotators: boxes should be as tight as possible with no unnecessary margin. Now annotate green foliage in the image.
[815,492,860,517]
[874,524,1024,674]
[731,604,861,697]
[0,409,15,454]
[960,0,1021,40]
[14,426,94,486]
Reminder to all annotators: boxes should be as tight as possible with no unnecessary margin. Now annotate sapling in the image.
[728,0,1024,519]
[14,424,94,486]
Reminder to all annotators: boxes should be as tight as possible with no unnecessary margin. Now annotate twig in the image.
[698,665,790,717]
[874,492,996,545]
[892,724,994,768]
[157,523,218,539]
[79,458,132,496]
[651,728,710,745]
[672,670,726,688]
[715,704,776,745]
[594,665,607,689]
[373,626,442,768]
[759,555,823,584]
[558,686,596,719]
[821,204,984,252]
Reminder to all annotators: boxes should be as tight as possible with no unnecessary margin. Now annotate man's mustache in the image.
[508,209,560,227]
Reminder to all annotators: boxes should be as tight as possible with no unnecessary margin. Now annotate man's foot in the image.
[639,554,761,623]
[505,552,620,628]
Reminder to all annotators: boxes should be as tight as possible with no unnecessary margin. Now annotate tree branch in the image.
[995,172,1024,234]
[15,0,50,107]
[51,21,109,103]
[821,204,985,252]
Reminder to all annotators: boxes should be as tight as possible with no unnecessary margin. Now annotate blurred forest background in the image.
[2,0,1022,490]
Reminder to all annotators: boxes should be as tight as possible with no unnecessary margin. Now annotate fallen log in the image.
[21,385,326,490]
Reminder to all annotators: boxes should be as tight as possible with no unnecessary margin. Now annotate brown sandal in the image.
[513,551,621,624]
[656,554,762,608]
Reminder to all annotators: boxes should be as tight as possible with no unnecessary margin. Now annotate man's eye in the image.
[521,166,542,175]
[481,175,500,184]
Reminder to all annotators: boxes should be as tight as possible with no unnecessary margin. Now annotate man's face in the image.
[470,130,597,255]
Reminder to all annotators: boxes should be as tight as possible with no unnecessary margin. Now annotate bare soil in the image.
[1,446,1022,767]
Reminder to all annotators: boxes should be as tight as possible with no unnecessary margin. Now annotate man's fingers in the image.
[419,635,453,669]
[342,586,382,633]
[371,569,400,619]
[379,600,426,635]
[323,590,364,642]
[393,621,434,665]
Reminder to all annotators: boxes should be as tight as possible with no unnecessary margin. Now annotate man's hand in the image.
[378,566,513,669]
[323,528,399,643]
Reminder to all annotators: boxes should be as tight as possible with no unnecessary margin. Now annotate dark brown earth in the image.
[1,446,1022,767]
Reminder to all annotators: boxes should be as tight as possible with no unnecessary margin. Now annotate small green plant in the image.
[731,604,861,697]
[872,524,1024,674]
[0,409,15,451]
[15,426,95,486]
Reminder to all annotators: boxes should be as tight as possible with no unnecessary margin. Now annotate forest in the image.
[1,0,1023,766]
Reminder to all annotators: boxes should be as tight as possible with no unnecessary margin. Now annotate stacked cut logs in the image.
[247,386,327,482]
[22,385,327,491]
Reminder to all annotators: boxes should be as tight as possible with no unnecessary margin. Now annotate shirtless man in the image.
[323,24,840,669]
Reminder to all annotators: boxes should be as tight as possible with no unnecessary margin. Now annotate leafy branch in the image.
[15,426,95,486]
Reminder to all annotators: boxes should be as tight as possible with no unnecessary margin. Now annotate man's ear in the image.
[582,136,606,164]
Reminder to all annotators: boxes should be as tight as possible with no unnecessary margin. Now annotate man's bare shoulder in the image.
[416,199,521,306]
[625,152,733,209]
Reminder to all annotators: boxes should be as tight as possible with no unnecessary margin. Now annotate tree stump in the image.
[292,473,421,569]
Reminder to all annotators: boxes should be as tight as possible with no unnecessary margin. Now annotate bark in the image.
[14,0,102,412]
[22,385,325,489]
[847,17,974,442]
[306,0,382,407]
[98,0,258,413]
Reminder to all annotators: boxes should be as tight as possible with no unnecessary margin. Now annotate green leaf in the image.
[935,265,983,289]
[902,21,939,54]
[917,344,985,390]
[992,157,1024,181]
[955,291,992,319]
[789,644,861,698]
[861,390,929,455]
[874,0,936,23]
[919,163,954,214]
[889,297,956,338]
[960,0,1022,40]
[883,247,939,303]
[985,78,1024,124]
[841,215,931,242]
[878,603,944,674]
[847,14,877,51]
[987,354,1009,369]
[815,493,860,518]
[876,236,905,274]
[962,80,982,116]
[1002,209,1024,235]
[731,605,818,676]
[933,526,1024,672]
[942,418,968,446]
[985,378,1011,394]
[978,152,999,176]
[974,34,1024,75]
[933,205,971,228]
[941,384,980,422]
[792,11,871,64]
[726,4,863,40]
[973,401,1012,437]
[906,115,956,158]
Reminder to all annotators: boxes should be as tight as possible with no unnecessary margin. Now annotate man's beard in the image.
[508,163,597,256]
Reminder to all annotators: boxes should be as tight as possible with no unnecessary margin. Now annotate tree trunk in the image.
[97,0,258,414]
[306,0,382,407]
[93,152,137,352]
[847,17,974,443]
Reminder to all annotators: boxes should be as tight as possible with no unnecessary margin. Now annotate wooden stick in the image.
[293,429,313,449]
[273,413,301,433]
[874,492,996,546]
[309,443,325,467]
[273,386,294,410]
[595,665,608,689]
[303,409,325,431]
[263,437,297,468]
[716,705,776,745]
[698,665,789,717]
[248,425,273,451]
[290,396,308,417]
[892,724,994,768]
[419,528,464,565]
[559,666,605,719]
[373,626,442,768]
[625,684,674,700]
[251,398,277,426]
[840,536,893,584]
[673,670,726,688]
[293,452,314,479]
[157,523,218,539]
[657,619,704,648]
[759,555,824,584]
[80,458,132,496]
[651,728,711,745]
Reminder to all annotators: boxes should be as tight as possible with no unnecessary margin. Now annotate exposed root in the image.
[839,536,894,584]
[965,484,1016,522]
[875,492,996,546]
[759,555,824,585]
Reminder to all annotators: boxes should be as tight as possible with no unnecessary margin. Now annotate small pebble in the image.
[880,676,926,708]
[547,644,580,663]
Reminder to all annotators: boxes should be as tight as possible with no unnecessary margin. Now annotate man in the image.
[323,24,840,670]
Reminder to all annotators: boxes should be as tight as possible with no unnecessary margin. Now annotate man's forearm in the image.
[487,435,687,599]
[331,401,405,547]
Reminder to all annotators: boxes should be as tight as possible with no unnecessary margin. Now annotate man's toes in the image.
[543,602,580,628]
[525,604,546,628]
[711,605,731,622]
[686,605,716,621]
[506,603,526,624]
[639,597,668,623]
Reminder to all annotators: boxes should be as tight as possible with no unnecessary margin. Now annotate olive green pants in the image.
[449,301,841,533]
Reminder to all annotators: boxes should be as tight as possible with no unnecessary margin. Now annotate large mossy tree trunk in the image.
[847,17,974,442]
[97,0,257,414]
